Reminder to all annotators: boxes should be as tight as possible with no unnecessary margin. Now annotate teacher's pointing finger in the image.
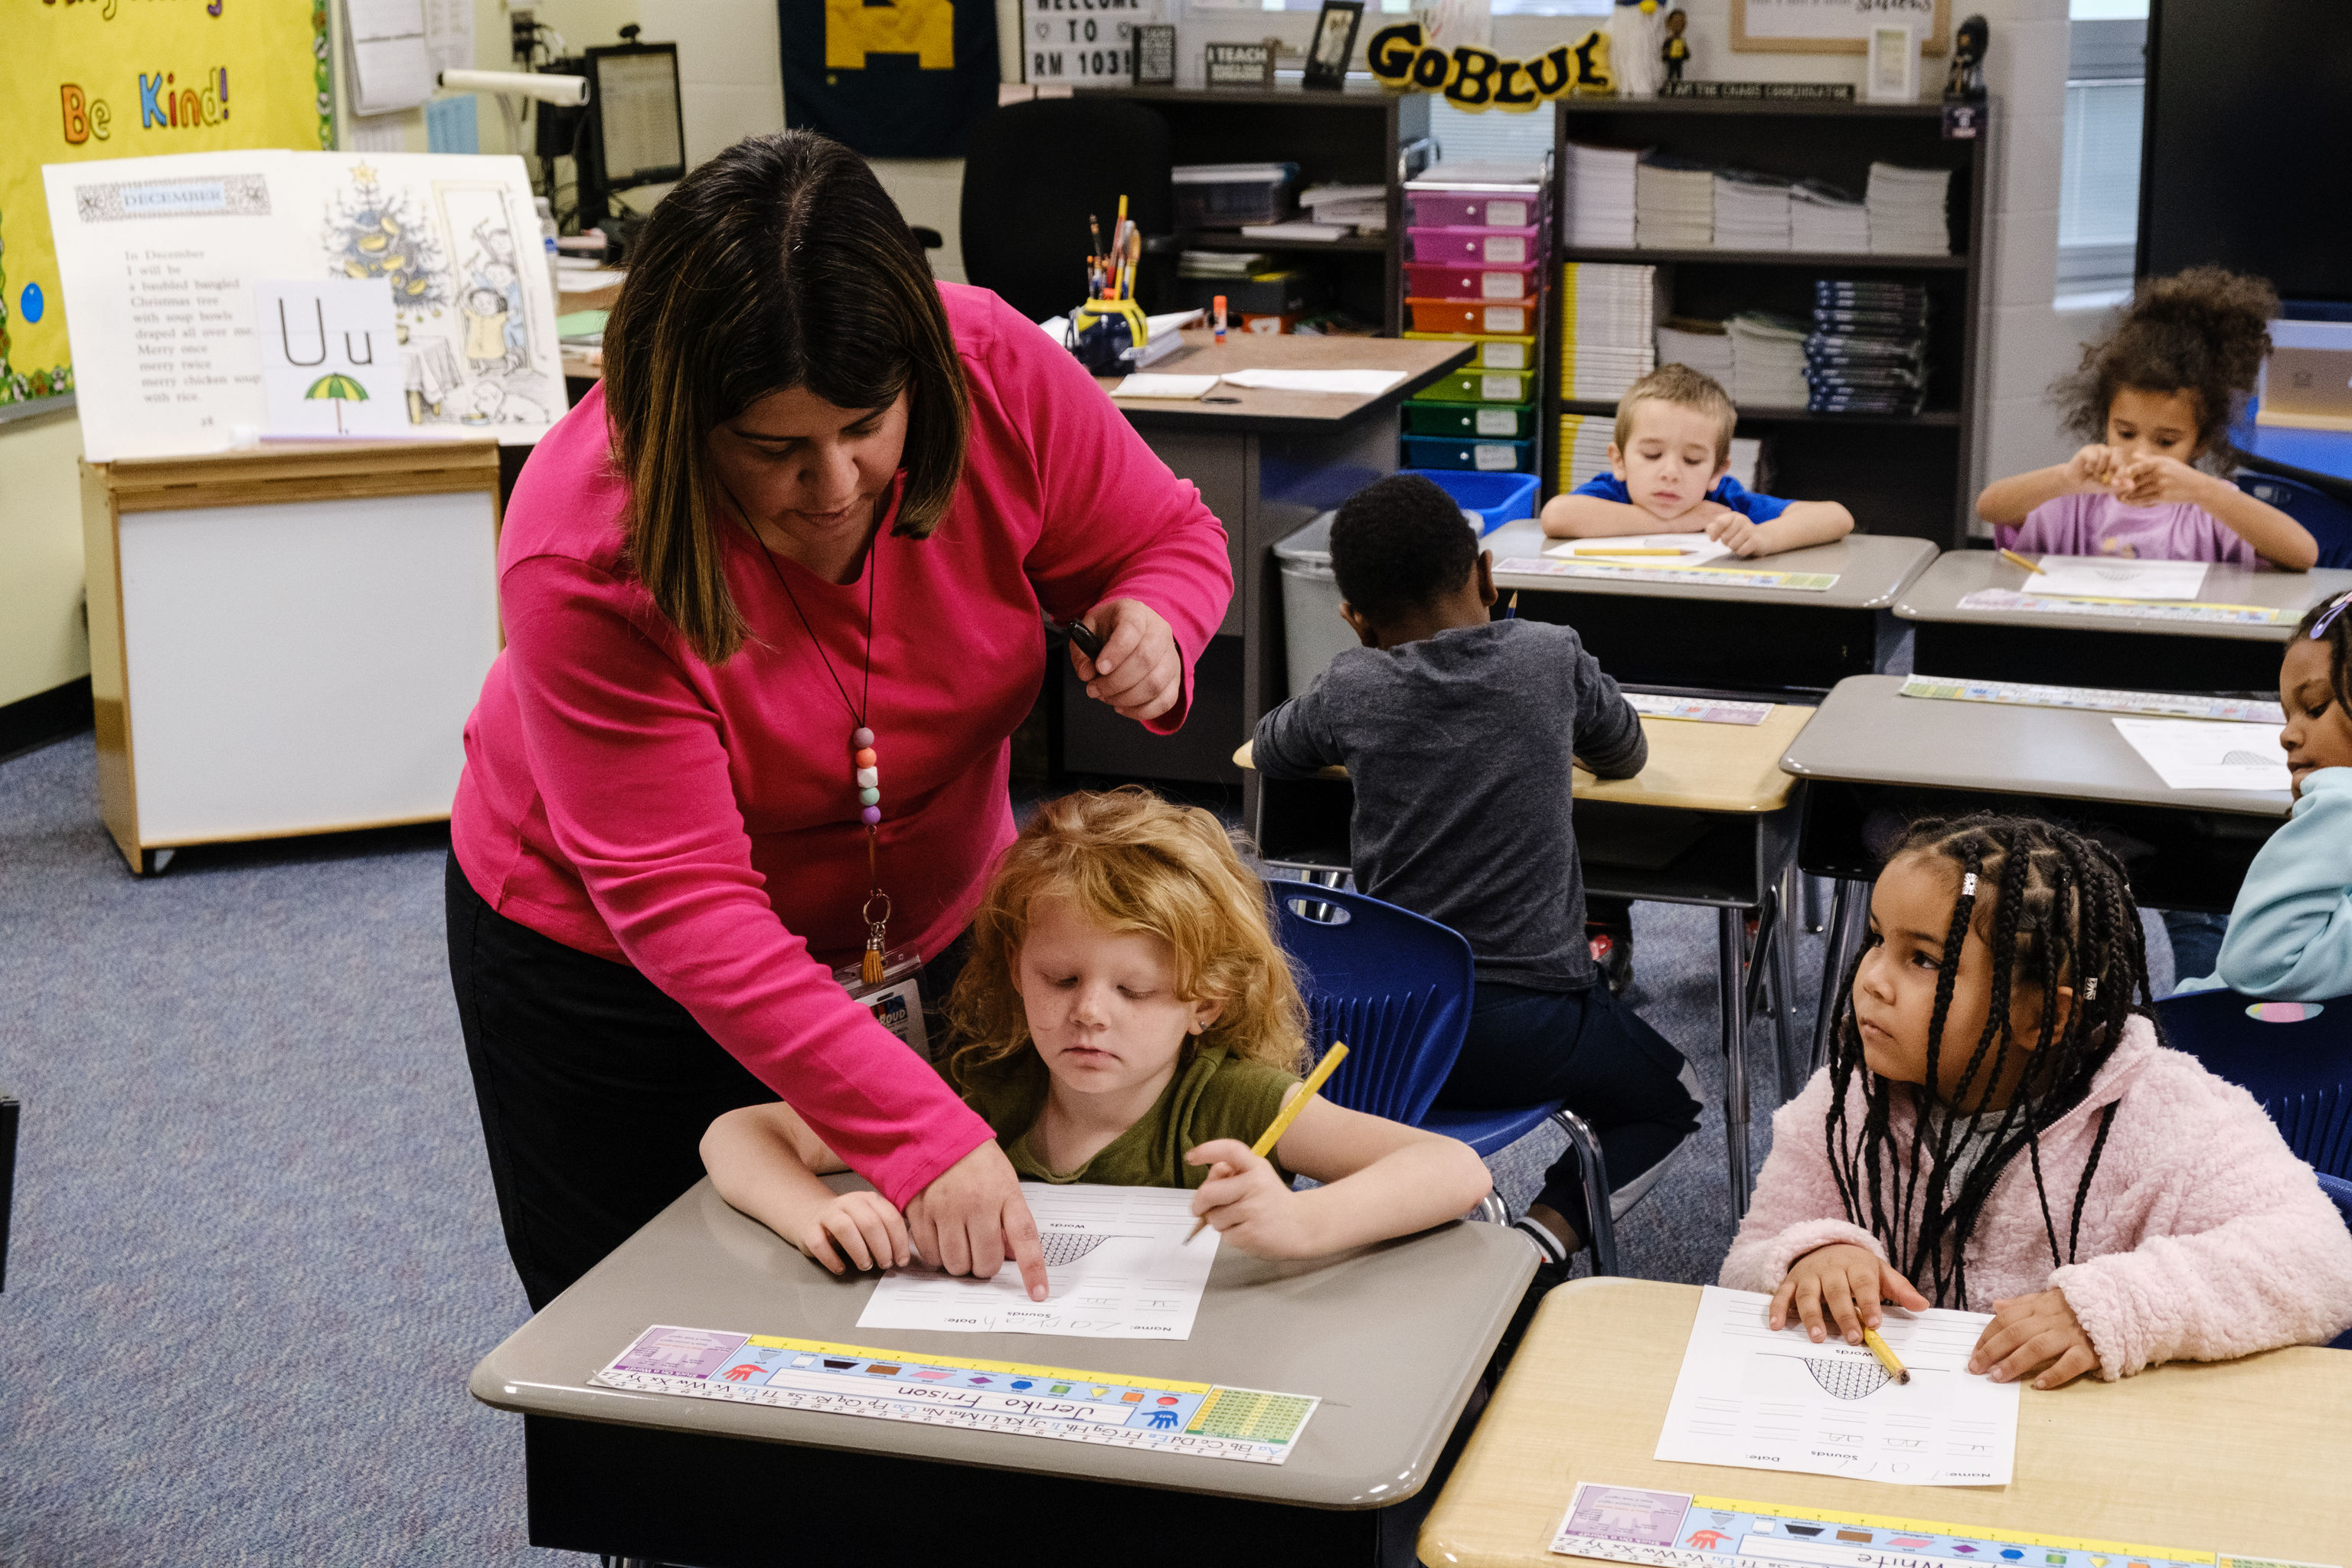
[906,1139,1050,1301]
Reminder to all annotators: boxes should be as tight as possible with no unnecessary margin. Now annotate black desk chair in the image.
[958,97,1174,322]
[2,1092,15,1292]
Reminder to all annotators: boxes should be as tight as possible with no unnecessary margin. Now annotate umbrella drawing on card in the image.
[304,371,368,432]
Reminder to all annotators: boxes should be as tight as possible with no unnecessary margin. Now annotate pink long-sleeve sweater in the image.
[451,283,1233,1208]
[1723,1016,2352,1379]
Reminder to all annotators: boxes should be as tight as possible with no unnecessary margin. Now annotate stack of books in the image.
[1805,279,1929,415]
[1865,163,1953,255]
[1177,251,1271,280]
[1302,183,1388,235]
[1655,316,1735,381]
[1557,413,1619,491]
[1726,436,1767,494]
[1559,263,1660,400]
[1712,171,1792,251]
[1790,181,1870,253]
[1562,142,1640,249]
[1727,311,1811,410]
[1635,155,1715,249]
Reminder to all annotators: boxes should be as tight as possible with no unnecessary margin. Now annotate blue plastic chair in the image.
[1271,883,1621,1275]
[2318,1174,2352,1350]
[2236,472,2352,570]
[2152,988,2352,1179]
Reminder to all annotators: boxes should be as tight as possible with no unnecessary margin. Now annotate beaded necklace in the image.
[756,512,894,985]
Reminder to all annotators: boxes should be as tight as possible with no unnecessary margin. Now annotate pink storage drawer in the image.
[1406,191,1546,230]
[1402,261,1540,302]
[1409,224,1542,267]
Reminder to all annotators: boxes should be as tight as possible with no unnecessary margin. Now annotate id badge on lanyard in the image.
[835,946,931,1060]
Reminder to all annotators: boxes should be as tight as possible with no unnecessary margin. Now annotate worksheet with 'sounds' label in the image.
[1654,1286,2020,1486]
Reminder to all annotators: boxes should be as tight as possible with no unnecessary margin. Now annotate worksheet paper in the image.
[2026,555,2210,602]
[1216,368,1409,395]
[1111,374,1219,399]
[856,1184,1219,1340]
[2112,717,2294,792]
[1655,1286,2020,1486]
[1545,533,1731,567]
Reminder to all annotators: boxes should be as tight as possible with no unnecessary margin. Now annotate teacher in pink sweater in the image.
[445,132,1233,1311]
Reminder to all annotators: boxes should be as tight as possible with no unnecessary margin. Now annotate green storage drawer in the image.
[1418,368,1537,404]
[1402,400,1538,439]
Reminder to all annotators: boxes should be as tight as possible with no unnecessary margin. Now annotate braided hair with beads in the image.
[1822,814,2155,1308]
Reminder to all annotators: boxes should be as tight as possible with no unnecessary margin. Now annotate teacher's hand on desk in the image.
[1074,598,1184,723]
[905,1140,1050,1301]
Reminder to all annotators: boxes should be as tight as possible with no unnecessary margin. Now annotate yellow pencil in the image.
[1185,1042,1348,1241]
[1998,547,2045,575]
[1860,1326,1911,1384]
[1574,547,1687,556]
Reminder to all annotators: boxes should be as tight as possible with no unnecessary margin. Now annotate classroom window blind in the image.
[1429,97,1557,165]
[2056,14,2145,301]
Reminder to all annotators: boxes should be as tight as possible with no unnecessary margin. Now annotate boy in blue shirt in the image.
[1540,363,1854,557]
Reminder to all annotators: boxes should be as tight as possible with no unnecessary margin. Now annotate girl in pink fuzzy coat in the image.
[1725,814,2352,1390]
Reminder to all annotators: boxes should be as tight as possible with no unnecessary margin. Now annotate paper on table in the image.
[2112,717,2293,792]
[2027,555,2210,601]
[1110,374,1219,400]
[1544,532,1730,567]
[1217,368,1409,395]
[857,1183,1219,1339]
[1655,1285,2020,1485]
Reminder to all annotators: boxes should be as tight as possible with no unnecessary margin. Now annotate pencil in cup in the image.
[1860,1326,1911,1384]
[1184,1042,1349,1241]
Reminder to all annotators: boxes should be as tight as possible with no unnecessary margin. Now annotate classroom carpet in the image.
[0,733,2179,1565]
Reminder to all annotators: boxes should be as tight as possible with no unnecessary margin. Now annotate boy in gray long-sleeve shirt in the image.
[1254,475,1699,1272]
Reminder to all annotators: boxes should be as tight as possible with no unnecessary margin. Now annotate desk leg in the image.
[1803,873,1827,933]
[1772,862,1806,1103]
[1811,880,1869,1078]
[1719,906,1753,1217]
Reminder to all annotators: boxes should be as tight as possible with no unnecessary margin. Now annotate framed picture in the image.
[1303,0,1364,90]
[1864,23,1919,100]
[1730,0,1948,55]
[1205,40,1273,87]
[1133,23,1177,86]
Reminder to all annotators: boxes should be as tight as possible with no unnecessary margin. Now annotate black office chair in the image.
[2,1091,15,1292]
[958,97,1174,323]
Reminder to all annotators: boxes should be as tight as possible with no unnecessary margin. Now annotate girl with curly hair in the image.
[1977,266,2316,570]
[702,789,1491,1282]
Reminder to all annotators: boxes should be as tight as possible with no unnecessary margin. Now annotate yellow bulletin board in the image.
[0,0,332,407]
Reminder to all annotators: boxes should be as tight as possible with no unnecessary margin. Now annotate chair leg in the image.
[1718,906,1753,1218]
[1811,879,1870,1084]
[1475,1192,1507,1224]
[1772,861,1805,1103]
[1550,1108,1618,1277]
[1803,872,1828,934]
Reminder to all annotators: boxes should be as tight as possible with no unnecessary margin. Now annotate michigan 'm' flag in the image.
[780,0,999,158]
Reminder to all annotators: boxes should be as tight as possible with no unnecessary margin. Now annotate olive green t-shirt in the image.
[943,1044,1299,1188]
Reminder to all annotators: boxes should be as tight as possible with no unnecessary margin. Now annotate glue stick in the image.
[1214,296,1227,344]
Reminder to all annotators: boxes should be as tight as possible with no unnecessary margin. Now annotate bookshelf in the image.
[1551,96,1994,547]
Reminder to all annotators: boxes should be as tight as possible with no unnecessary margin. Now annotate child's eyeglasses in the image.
[2312,590,2352,640]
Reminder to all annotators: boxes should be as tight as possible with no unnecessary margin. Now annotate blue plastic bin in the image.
[1398,468,1540,532]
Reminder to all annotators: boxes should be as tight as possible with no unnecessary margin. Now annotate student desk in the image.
[1482,524,1939,697]
[469,1176,1532,1567]
[1419,1277,2352,1566]
[1080,330,1472,796]
[1894,550,2352,694]
[1779,675,2292,1073]
[1238,704,1816,1217]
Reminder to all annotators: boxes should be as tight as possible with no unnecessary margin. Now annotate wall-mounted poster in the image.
[779,0,1000,156]
[1731,0,1949,55]
[0,0,331,411]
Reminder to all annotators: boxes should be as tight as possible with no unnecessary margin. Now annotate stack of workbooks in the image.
[1558,262,1660,400]
[1655,316,1735,381]
[1561,142,1640,249]
[1635,154,1715,248]
[1712,171,1792,251]
[1177,251,1271,280]
[1727,311,1810,410]
[1805,279,1929,415]
[1866,162,1952,254]
[1789,180,1870,253]
[1302,183,1388,235]
[1557,412,1619,490]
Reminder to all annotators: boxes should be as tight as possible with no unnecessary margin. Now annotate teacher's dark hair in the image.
[602,131,970,665]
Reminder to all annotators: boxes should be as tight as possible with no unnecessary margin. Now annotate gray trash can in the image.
[1273,508,1482,697]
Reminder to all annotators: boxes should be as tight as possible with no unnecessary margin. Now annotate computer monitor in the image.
[584,42,684,212]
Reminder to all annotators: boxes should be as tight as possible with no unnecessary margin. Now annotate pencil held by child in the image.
[1539,364,1855,558]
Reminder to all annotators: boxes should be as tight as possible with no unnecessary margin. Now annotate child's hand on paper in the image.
[1770,1243,1930,1345]
[1704,511,1766,557]
[2066,443,2122,490]
[792,1189,913,1276]
[1184,1139,1312,1259]
[2108,452,2214,508]
[1967,1288,2100,1389]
